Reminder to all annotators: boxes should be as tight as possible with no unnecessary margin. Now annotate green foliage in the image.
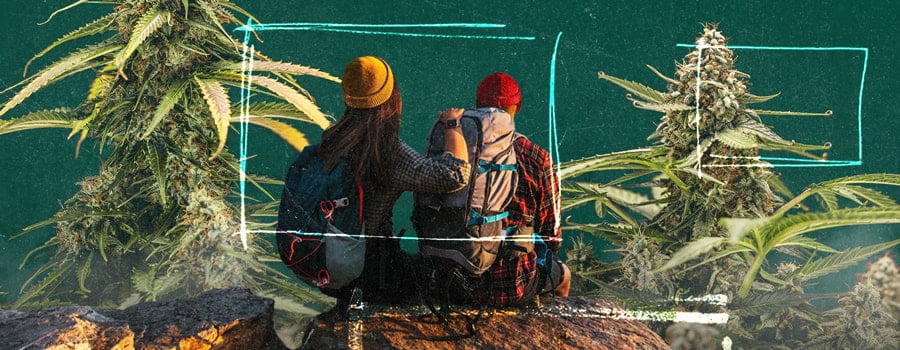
[561,24,900,347]
[1,0,337,321]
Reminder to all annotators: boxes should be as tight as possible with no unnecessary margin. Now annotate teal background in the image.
[1,1,897,304]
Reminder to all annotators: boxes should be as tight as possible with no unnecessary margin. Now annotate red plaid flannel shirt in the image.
[476,135,562,305]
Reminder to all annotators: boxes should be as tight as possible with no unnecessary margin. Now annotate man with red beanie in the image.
[473,72,570,305]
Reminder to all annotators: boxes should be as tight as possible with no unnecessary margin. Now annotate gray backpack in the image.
[412,107,518,275]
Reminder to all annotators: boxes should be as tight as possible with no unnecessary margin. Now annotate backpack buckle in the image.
[333,197,350,208]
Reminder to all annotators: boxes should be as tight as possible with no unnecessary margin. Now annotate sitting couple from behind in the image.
[276,56,570,311]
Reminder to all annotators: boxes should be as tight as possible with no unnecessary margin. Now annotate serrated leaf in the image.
[793,239,900,282]
[246,75,331,129]
[559,147,665,179]
[87,71,115,100]
[776,236,838,253]
[720,217,770,243]
[194,0,230,41]
[232,116,309,152]
[715,128,759,149]
[733,119,787,144]
[18,208,129,237]
[581,280,671,310]
[142,81,188,139]
[730,290,824,317]
[762,207,900,248]
[657,236,728,272]
[817,173,900,188]
[115,9,170,79]
[218,0,259,25]
[631,100,693,113]
[76,250,94,294]
[0,43,121,117]
[840,185,896,207]
[24,12,117,76]
[0,108,77,135]
[194,77,231,160]
[601,184,663,219]
[146,143,167,206]
[598,71,668,103]
[734,92,781,104]
[242,101,323,126]
[223,60,340,83]
[816,191,839,211]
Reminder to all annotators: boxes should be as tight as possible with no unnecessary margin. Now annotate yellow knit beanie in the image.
[342,56,395,109]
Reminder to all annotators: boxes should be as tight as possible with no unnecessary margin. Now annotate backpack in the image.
[412,107,519,276]
[276,144,366,295]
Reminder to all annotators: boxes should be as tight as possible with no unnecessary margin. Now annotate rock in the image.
[302,296,670,349]
[0,287,286,350]
[1,290,671,349]
[0,306,133,349]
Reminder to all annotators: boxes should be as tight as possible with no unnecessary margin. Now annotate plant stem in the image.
[739,253,766,298]
[772,188,813,218]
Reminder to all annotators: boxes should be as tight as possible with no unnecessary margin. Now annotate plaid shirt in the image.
[476,135,562,305]
[367,141,470,236]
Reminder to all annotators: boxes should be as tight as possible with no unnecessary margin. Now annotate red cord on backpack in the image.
[319,200,336,222]
[357,180,364,225]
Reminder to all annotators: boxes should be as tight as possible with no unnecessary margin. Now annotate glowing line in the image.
[260,27,534,40]
[702,163,774,168]
[549,32,563,233]
[712,154,836,162]
[552,308,729,324]
[679,294,728,306]
[677,43,868,167]
[233,22,534,40]
[234,21,540,247]
[709,155,862,167]
[677,44,869,51]
[235,22,508,31]
[257,230,544,242]
[236,19,253,250]
[857,48,868,162]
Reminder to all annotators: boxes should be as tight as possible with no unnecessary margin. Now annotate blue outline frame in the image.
[677,43,869,168]
[232,21,559,244]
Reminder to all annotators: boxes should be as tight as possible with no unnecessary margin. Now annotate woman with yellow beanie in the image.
[316,56,471,303]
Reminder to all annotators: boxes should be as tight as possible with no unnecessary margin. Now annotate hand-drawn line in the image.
[551,309,730,324]
[258,230,548,243]
[677,43,869,168]
[707,154,860,168]
[238,22,509,29]
[235,19,255,250]
[236,22,541,247]
[369,294,730,323]
[549,31,563,233]
[234,22,535,40]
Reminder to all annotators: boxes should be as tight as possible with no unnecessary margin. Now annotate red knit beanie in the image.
[475,72,521,112]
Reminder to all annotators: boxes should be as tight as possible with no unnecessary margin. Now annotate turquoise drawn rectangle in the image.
[229,21,563,246]
[676,43,869,168]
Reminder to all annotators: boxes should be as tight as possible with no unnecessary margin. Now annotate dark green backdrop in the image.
[1,1,897,303]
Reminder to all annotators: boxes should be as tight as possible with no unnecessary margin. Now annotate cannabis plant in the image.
[0,0,336,312]
[560,24,900,348]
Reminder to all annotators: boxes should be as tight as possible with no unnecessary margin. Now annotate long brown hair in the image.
[320,82,401,188]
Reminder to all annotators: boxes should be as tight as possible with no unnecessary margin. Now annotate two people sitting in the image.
[277,56,569,308]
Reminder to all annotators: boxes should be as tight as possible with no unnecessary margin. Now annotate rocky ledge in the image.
[1,288,668,349]
[0,288,284,350]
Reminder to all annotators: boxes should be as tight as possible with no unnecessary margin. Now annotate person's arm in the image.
[439,108,468,163]
[395,142,470,193]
